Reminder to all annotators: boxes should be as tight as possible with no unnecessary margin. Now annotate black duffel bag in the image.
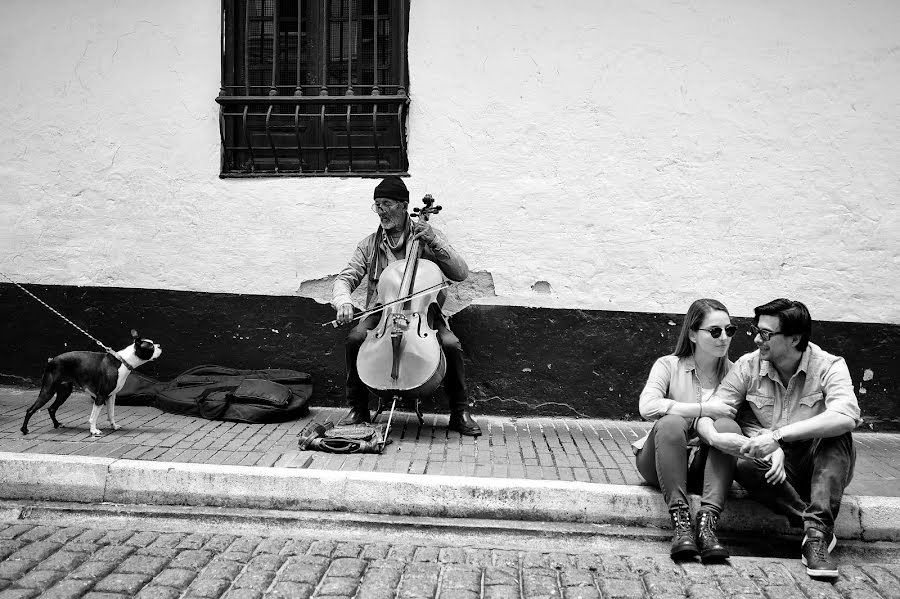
[118,365,312,424]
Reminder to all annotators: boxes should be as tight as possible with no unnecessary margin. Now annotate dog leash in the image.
[1,272,135,370]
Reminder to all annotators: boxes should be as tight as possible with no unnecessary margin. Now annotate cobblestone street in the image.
[2,515,900,599]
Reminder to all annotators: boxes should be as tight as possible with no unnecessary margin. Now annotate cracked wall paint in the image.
[1,1,899,325]
[859,368,876,395]
[298,271,496,316]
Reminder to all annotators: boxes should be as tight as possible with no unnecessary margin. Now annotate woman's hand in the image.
[711,432,750,457]
[764,447,787,485]
[701,398,737,420]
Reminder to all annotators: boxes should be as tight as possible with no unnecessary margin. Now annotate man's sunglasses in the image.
[697,325,738,339]
[750,325,786,342]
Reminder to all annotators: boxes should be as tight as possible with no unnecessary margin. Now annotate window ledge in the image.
[216,95,409,105]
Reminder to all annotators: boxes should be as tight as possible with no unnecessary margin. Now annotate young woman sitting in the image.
[633,298,748,562]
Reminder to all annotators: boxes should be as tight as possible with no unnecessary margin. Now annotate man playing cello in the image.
[331,176,482,436]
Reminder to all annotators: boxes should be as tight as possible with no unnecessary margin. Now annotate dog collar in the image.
[109,350,135,371]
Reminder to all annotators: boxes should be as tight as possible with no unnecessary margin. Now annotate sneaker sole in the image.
[801,556,839,579]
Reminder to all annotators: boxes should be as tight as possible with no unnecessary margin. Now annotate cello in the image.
[355,194,448,433]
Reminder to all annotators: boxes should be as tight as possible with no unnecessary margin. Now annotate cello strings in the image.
[321,281,451,327]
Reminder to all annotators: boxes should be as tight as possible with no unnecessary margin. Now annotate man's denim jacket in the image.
[714,342,862,437]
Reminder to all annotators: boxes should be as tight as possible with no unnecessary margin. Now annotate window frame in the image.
[217,0,410,178]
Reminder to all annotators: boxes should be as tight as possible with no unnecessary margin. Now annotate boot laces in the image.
[672,508,692,535]
[698,512,719,542]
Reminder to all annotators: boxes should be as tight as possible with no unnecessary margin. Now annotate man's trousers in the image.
[735,432,855,533]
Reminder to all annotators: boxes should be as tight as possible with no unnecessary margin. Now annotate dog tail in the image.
[40,358,60,386]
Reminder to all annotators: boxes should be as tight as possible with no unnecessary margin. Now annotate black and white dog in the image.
[21,330,162,436]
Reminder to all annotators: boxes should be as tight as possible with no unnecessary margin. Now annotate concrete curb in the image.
[1,452,897,542]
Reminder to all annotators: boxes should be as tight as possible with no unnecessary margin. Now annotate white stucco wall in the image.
[1,0,898,323]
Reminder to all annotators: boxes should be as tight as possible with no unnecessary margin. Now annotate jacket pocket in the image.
[797,391,826,420]
[747,394,776,427]
[799,391,824,408]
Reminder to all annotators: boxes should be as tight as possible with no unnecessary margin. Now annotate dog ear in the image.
[131,329,139,340]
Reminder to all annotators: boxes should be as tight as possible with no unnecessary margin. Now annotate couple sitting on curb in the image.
[635,297,859,581]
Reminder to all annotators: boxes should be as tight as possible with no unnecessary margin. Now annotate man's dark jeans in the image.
[735,432,855,533]
[344,307,468,412]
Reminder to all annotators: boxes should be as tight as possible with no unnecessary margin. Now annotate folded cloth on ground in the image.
[298,421,390,454]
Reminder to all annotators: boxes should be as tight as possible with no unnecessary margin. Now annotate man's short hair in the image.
[753,298,812,352]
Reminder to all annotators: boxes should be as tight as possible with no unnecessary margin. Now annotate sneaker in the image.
[801,528,839,579]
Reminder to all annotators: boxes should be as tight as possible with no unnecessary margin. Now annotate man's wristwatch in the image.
[771,428,784,444]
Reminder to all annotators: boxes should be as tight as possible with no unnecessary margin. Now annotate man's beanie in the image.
[373,176,409,202]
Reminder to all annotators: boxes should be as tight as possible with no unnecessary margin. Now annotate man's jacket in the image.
[332,218,468,309]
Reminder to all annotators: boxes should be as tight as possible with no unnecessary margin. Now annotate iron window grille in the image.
[217,0,410,177]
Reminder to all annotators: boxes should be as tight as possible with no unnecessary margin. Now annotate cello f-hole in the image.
[415,313,430,338]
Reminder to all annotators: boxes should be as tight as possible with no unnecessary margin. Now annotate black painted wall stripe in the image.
[2,283,897,429]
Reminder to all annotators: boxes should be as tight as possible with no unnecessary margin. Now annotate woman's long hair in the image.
[672,298,731,381]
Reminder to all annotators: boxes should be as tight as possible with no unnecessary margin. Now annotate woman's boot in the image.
[695,509,729,563]
[669,505,698,559]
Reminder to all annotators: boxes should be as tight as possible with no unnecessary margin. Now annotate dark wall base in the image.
[2,283,897,429]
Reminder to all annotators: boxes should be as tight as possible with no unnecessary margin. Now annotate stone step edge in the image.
[1,452,896,542]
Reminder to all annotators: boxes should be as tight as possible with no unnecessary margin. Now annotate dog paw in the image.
[90,429,102,437]
[111,423,120,431]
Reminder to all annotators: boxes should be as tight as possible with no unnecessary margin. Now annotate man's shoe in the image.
[669,506,699,560]
[339,407,371,426]
[448,410,482,436]
[695,510,729,563]
[801,528,839,579]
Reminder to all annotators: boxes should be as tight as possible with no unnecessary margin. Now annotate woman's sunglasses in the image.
[697,325,738,339]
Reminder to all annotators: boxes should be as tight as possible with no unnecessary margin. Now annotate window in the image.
[217,0,410,177]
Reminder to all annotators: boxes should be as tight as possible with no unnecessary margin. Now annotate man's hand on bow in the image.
[411,219,437,245]
[741,429,780,458]
[336,303,354,325]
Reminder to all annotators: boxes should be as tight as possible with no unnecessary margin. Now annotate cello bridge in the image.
[390,313,409,335]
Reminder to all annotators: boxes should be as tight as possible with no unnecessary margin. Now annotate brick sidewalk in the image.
[1,387,898,497]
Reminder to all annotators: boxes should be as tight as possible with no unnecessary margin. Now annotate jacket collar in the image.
[760,344,813,380]
[379,215,413,250]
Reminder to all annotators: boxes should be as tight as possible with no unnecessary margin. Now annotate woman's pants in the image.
[636,414,741,514]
